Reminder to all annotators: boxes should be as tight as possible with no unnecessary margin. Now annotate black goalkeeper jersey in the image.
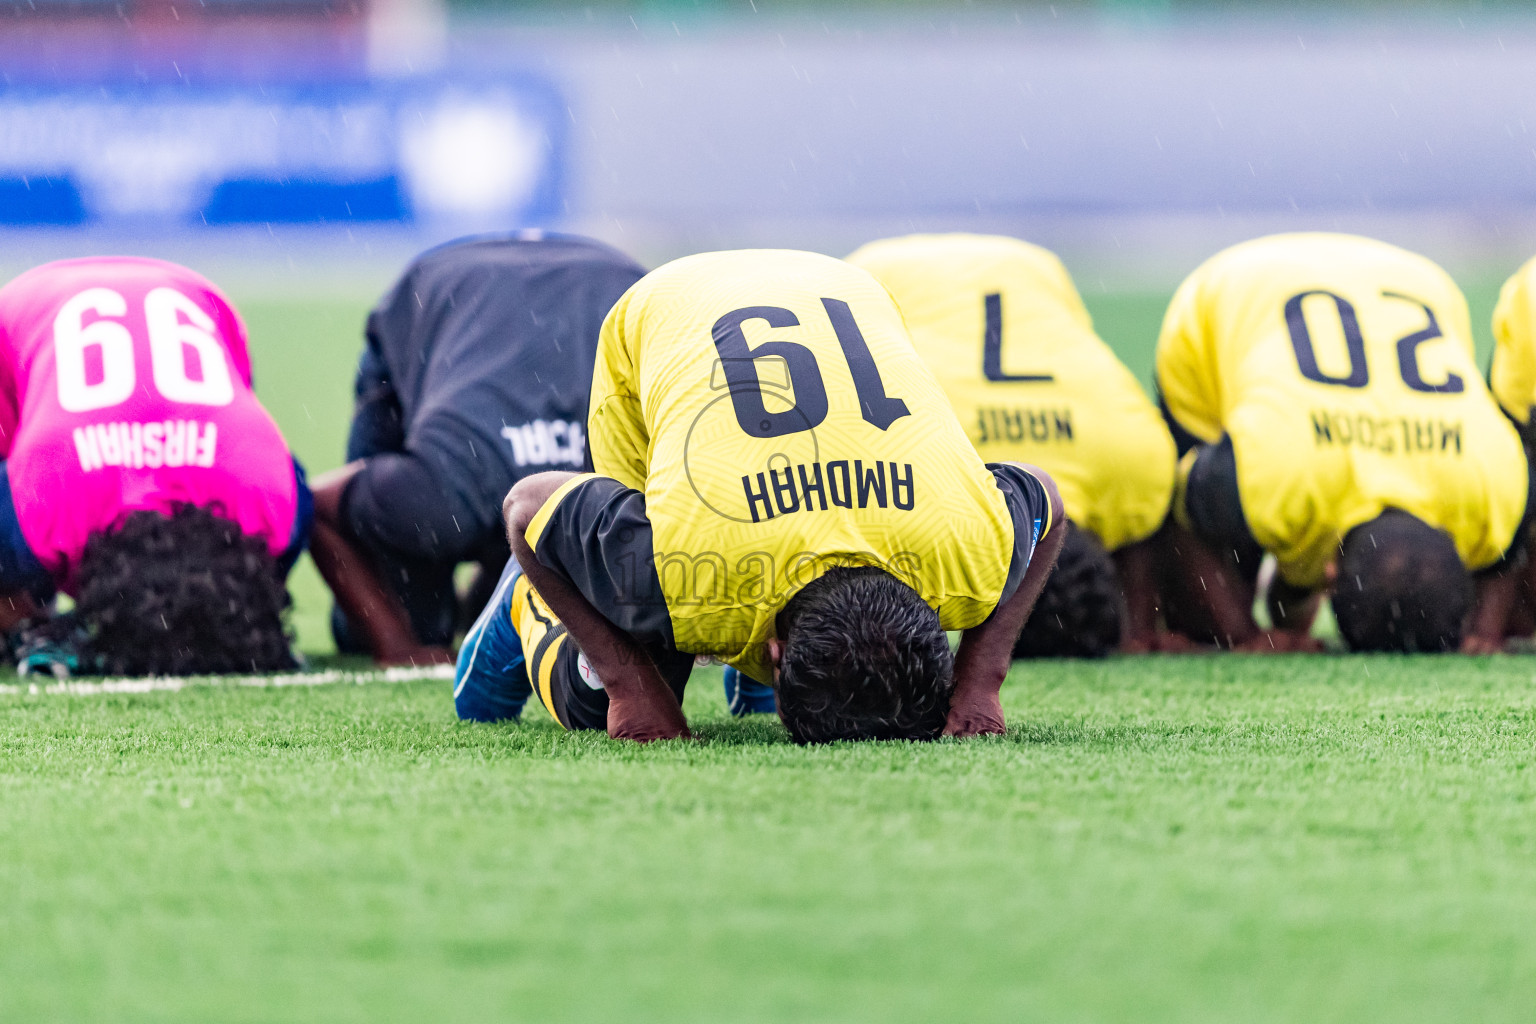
[342,232,646,564]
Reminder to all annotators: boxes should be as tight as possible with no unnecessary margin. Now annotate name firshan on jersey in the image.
[72,420,218,472]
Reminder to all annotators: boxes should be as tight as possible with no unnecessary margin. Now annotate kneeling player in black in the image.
[310,233,645,665]
[455,249,1064,742]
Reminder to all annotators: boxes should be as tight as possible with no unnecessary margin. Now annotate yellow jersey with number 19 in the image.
[847,233,1175,552]
[587,249,1023,682]
[1157,232,1525,589]
[1491,255,1536,428]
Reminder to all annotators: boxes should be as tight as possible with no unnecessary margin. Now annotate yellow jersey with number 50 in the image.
[847,233,1175,552]
[1491,255,1536,427]
[588,249,1022,681]
[1157,232,1525,588]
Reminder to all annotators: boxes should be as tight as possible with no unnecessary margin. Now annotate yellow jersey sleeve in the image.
[1492,257,1536,427]
[587,286,651,492]
[1154,267,1225,445]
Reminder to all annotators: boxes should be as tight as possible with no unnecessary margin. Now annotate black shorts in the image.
[1183,435,1261,561]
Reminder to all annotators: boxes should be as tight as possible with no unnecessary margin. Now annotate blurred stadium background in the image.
[5,0,1536,650]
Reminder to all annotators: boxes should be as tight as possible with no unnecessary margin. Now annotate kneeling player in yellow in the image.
[1157,232,1528,653]
[1480,256,1536,647]
[847,233,1180,655]
[456,249,1064,742]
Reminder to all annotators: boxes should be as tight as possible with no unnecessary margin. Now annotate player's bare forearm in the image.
[308,516,450,667]
[1162,519,1264,649]
[1463,565,1520,654]
[310,460,365,526]
[0,590,42,634]
[1266,573,1322,636]
[947,465,1066,738]
[308,461,449,666]
[1118,527,1209,652]
[503,473,691,742]
[1112,534,1160,653]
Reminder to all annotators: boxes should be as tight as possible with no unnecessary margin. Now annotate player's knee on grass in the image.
[1012,523,1122,659]
[1332,509,1471,653]
[773,566,953,744]
[21,505,297,676]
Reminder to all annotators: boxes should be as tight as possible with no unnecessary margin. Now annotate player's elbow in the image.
[503,471,584,547]
[502,474,556,552]
[1017,463,1066,538]
[307,459,366,526]
[502,483,536,542]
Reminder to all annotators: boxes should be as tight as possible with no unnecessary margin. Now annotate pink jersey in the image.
[0,257,298,590]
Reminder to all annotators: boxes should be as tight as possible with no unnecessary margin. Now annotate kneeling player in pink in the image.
[0,257,310,676]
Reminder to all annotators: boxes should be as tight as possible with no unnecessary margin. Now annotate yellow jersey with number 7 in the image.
[587,249,1022,681]
[1157,232,1525,588]
[847,233,1175,553]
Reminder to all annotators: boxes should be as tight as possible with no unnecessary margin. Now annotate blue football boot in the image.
[454,558,534,722]
[723,665,777,716]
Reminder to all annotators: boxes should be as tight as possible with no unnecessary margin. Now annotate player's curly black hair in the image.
[1332,508,1470,653]
[23,504,296,676]
[773,565,953,744]
[1012,521,1123,659]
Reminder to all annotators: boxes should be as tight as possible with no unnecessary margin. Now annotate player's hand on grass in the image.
[1460,633,1506,656]
[1119,631,1157,655]
[1153,630,1209,653]
[1236,630,1323,654]
[1233,630,1285,653]
[607,693,692,743]
[375,645,454,668]
[943,690,1006,738]
[1121,630,1204,654]
[1287,633,1325,653]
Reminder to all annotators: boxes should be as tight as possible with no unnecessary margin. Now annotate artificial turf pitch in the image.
[5,656,1536,1022]
[0,272,1530,1020]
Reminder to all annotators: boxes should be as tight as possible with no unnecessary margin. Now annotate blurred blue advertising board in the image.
[0,79,565,226]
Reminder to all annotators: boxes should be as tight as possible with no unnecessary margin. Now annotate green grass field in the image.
[1,268,1529,1021]
[7,656,1536,1022]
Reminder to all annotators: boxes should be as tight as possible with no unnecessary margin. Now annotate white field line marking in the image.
[0,664,453,697]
